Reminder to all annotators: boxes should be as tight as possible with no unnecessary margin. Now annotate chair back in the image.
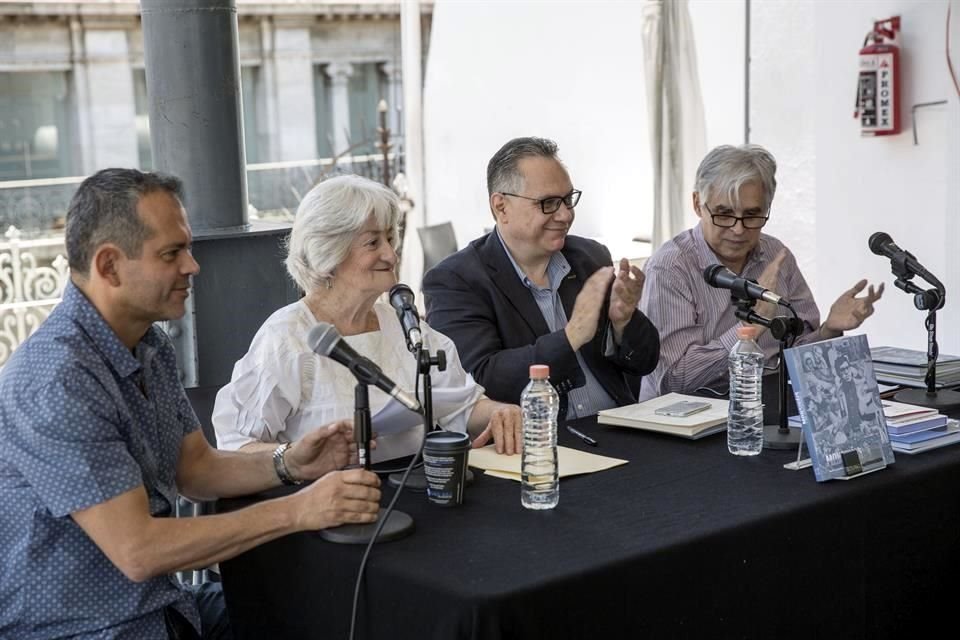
[417,222,458,273]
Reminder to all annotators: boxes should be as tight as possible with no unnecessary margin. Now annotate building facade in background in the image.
[0,0,431,366]
[0,0,431,228]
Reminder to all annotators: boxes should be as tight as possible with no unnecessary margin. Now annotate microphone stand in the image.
[388,346,448,491]
[320,383,414,544]
[887,264,960,410]
[732,297,805,450]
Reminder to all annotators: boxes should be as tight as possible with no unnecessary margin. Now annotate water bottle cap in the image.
[529,364,550,379]
[736,325,759,340]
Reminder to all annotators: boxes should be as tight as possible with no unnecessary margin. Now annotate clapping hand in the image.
[752,249,787,321]
[608,258,645,339]
[565,267,614,350]
[823,280,885,337]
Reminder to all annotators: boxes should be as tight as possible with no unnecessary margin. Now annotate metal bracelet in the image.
[272,442,304,486]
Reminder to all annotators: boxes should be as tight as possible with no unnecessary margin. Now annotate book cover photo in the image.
[784,335,895,482]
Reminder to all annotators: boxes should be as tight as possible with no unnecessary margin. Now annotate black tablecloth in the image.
[218,417,960,640]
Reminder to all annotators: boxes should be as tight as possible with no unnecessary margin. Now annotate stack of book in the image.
[882,400,960,454]
[871,346,960,389]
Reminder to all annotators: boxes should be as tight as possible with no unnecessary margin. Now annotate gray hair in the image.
[694,144,777,212]
[65,168,184,276]
[486,136,561,196]
[285,174,400,293]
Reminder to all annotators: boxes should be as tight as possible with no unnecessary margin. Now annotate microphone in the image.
[388,284,422,352]
[703,264,789,306]
[868,232,937,283]
[308,322,421,413]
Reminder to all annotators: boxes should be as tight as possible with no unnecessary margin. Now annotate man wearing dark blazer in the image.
[423,137,660,418]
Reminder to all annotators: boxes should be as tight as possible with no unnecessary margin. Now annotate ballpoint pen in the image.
[566,425,598,447]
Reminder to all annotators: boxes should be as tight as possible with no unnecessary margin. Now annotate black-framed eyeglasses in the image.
[500,189,582,214]
[703,203,769,229]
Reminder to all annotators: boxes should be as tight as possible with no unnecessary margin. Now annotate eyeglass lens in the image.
[712,214,768,229]
[542,191,581,214]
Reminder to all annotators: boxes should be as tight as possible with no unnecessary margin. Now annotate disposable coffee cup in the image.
[422,431,470,507]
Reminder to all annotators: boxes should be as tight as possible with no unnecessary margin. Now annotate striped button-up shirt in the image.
[638,224,823,401]
[496,230,618,418]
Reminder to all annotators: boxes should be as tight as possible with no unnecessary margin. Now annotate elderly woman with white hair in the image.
[213,174,521,468]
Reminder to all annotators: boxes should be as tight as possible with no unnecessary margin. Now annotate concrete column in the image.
[258,17,280,162]
[324,61,354,155]
[77,26,138,172]
[381,61,404,137]
[140,0,299,391]
[141,0,247,232]
[68,19,94,174]
[271,23,317,161]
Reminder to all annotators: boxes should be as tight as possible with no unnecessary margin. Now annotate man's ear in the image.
[92,245,124,287]
[692,191,703,219]
[490,193,507,224]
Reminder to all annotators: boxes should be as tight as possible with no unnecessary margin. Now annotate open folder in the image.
[468,445,627,482]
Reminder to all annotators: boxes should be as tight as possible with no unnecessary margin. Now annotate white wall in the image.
[423,0,744,253]
[750,0,818,290]
[752,0,960,355]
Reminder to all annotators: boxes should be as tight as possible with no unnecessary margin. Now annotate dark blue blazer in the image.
[423,232,660,411]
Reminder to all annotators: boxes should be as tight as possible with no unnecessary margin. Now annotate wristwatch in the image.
[272,442,304,486]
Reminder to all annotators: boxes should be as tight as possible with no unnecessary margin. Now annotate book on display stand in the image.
[783,335,895,482]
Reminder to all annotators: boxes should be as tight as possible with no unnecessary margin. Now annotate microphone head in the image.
[389,283,416,309]
[868,232,892,256]
[307,322,341,356]
[703,263,727,286]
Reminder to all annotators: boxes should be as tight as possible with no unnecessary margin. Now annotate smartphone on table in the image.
[654,400,711,418]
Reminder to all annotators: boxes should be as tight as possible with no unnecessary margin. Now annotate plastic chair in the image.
[417,222,458,274]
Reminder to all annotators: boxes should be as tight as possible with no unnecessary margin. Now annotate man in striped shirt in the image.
[638,144,883,401]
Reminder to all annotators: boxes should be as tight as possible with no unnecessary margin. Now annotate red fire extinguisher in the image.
[855,16,902,137]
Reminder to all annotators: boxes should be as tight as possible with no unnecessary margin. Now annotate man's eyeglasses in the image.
[500,189,582,215]
[703,203,769,229]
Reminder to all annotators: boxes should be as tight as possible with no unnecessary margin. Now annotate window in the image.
[0,72,75,180]
[240,66,263,164]
[133,69,152,170]
[348,62,387,156]
[314,65,334,158]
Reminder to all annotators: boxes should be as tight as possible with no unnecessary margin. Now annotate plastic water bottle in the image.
[728,326,765,456]
[521,364,559,509]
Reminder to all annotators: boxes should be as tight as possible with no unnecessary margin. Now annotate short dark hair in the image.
[486,136,560,196]
[834,356,852,375]
[65,168,184,276]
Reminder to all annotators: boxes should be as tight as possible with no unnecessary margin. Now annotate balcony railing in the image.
[0,151,405,367]
[0,152,405,232]
[0,225,69,368]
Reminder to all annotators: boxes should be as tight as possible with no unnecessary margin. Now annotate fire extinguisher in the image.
[854,16,902,137]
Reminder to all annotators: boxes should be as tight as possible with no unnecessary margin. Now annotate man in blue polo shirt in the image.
[0,169,382,639]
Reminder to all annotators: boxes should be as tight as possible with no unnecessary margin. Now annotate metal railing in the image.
[0,151,404,232]
[0,225,69,368]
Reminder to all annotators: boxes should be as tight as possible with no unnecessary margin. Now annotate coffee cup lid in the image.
[423,430,470,451]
